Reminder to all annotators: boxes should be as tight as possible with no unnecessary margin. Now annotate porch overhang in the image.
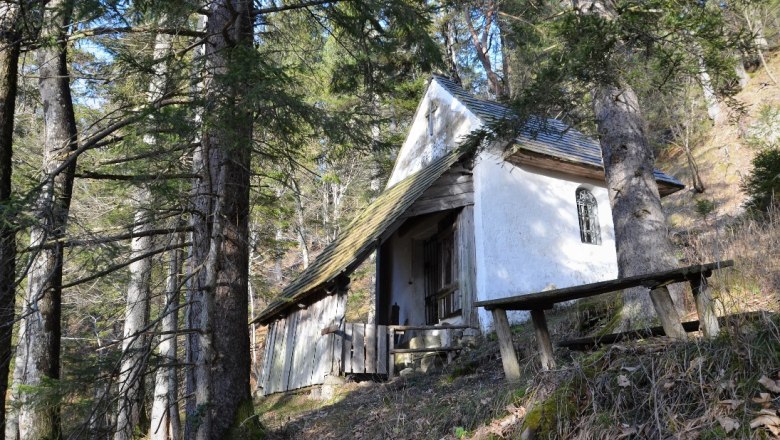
[254,149,469,325]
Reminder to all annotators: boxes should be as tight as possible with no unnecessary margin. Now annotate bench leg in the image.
[530,309,556,371]
[649,286,688,340]
[690,276,720,338]
[492,309,522,381]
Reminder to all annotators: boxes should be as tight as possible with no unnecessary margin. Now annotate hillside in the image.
[660,51,780,231]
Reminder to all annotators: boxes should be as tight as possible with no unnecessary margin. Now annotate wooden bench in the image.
[474,260,734,380]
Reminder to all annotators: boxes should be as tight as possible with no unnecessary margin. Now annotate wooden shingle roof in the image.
[254,149,466,324]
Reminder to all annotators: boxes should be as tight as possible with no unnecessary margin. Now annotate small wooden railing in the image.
[475,260,733,380]
[386,324,475,379]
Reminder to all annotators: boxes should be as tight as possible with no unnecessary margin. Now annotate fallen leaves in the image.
[617,374,631,388]
[752,392,772,405]
[718,399,744,410]
[750,409,780,436]
[717,416,740,433]
[759,375,780,393]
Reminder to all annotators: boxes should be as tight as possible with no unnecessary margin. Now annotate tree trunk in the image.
[698,63,722,122]
[0,3,22,439]
[592,82,686,338]
[13,1,78,437]
[185,1,256,438]
[114,186,154,440]
[115,27,172,440]
[149,237,183,440]
[464,1,508,99]
[743,9,778,85]
[441,16,462,85]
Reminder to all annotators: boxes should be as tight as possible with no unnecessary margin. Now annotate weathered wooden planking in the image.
[311,294,333,384]
[288,307,307,390]
[388,328,395,379]
[416,181,473,201]
[403,193,474,218]
[300,303,319,389]
[319,295,337,382]
[377,325,387,375]
[281,312,298,391]
[259,320,277,394]
[352,323,365,374]
[299,300,321,388]
[342,323,353,374]
[457,205,478,328]
[365,324,376,374]
[269,317,288,394]
[332,293,347,375]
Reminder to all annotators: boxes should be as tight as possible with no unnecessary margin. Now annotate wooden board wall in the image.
[260,292,347,395]
[457,205,479,329]
[402,166,473,219]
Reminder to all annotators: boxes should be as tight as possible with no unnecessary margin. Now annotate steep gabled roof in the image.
[432,75,685,192]
[255,149,466,324]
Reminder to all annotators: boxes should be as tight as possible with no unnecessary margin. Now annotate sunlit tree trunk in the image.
[114,28,173,439]
[13,0,78,438]
[592,82,686,337]
[149,237,183,440]
[0,3,22,439]
[571,0,686,337]
[185,1,256,438]
[114,186,154,440]
[441,15,462,85]
[463,0,508,99]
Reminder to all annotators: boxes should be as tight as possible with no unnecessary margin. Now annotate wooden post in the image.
[689,275,720,338]
[388,328,395,379]
[492,309,522,381]
[649,286,688,340]
[530,309,556,371]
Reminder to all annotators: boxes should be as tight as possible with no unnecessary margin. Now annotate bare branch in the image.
[25,226,194,251]
[70,26,207,40]
[252,0,342,16]
[75,171,200,181]
[61,241,191,289]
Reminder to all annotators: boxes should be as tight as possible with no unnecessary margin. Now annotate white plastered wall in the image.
[472,151,619,332]
[386,79,481,187]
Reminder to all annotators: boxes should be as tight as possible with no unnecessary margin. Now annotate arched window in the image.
[576,188,601,245]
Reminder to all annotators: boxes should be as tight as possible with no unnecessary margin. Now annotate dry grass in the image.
[661,50,780,232]
[677,207,780,316]
[259,336,533,440]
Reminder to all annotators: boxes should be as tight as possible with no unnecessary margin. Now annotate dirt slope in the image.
[660,51,780,231]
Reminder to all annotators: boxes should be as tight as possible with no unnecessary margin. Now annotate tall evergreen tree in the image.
[0,2,24,438]
[12,0,78,437]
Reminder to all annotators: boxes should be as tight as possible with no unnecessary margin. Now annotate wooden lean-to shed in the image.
[254,75,685,396]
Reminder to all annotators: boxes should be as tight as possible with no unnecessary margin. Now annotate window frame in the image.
[576,188,602,245]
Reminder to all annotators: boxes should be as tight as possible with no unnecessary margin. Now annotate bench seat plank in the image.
[475,260,733,311]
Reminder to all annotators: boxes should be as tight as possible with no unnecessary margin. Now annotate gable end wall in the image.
[472,152,619,332]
